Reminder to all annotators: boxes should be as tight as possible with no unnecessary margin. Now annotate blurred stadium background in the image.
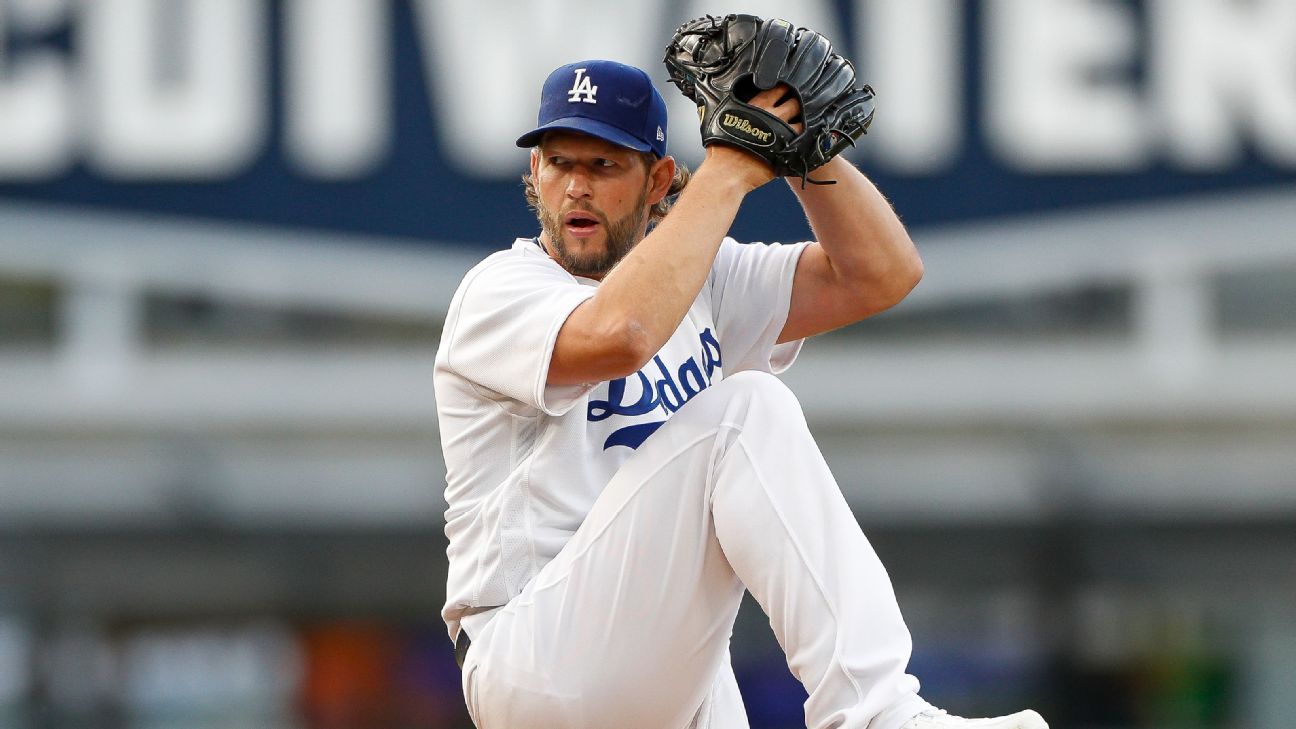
[1,0,1294,727]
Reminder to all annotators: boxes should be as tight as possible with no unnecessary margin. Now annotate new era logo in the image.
[568,68,597,104]
[656,127,665,142]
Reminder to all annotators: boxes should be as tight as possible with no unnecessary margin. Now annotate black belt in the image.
[455,629,472,669]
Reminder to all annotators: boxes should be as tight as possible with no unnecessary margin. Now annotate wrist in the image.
[691,162,755,198]
[699,145,775,194]
[788,157,857,195]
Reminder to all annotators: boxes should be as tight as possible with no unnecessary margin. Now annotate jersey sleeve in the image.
[440,253,597,415]
[709,237,810,375]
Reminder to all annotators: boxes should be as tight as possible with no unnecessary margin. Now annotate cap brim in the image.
[515,116,653,153]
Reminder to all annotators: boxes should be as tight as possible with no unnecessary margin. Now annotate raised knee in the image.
[718,370,798,407]
[665,370,807,437]
[682,370,805,430]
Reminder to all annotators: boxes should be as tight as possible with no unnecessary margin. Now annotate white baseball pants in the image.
[460,371,932,729]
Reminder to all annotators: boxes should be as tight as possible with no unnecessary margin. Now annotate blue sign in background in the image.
[1,0,1292,250]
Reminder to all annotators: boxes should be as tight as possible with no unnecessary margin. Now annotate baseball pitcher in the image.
[434,14,1049,729]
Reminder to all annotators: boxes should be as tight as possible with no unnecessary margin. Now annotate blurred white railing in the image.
[2,188,1293,426]
[1,188,1294,524]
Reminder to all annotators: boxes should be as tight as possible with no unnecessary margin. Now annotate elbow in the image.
[874,244,924,311]
[550,309,659,385]
[853,244,922,316]
[900,248,924,296]
[596,317,657,380]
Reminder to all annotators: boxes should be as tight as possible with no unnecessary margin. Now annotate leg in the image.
[694,373,1048,729]
[467,372,923,728]
[701,372,932,729]
[690,652,749,729]
[465,378,756,729]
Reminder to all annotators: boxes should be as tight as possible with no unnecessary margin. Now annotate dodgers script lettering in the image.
[587,328,723,450]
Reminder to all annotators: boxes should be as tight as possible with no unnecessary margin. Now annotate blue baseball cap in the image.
[516,60,668,158]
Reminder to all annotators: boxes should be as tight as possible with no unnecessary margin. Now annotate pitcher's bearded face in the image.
[537,192,647,278]
[532,132,653,279]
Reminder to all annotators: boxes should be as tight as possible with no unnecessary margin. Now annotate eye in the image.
[594,158,616,168]
[548,155,569,166]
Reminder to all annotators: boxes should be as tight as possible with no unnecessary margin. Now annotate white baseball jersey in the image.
[434,236,808,640]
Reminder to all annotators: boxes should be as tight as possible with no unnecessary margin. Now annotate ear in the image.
[530,147,541,178]
[646,155,676,206]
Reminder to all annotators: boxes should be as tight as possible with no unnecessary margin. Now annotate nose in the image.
[565,166,593,200]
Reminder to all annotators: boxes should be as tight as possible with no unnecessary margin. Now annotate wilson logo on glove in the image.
[721,112,774,145]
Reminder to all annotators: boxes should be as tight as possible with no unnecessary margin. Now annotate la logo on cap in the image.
[568,68,598,104]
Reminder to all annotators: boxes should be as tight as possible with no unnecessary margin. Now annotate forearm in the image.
[791,157,922,294]
[583,162,753,361]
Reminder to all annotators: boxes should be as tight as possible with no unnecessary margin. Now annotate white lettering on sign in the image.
[410,0,670,176]
[0,0,74,179]
[0,0,1292,184]
[285,0,390,178]
[860,0,962,174]
[986,0,1149,172]
[686,0,840,38]
[83,0,266,179]
[1150,0,1296,168]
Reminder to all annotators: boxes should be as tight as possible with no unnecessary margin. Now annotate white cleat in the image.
[898,708,1049,729]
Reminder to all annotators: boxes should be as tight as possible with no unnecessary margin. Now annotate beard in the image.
[538,190,648,279]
